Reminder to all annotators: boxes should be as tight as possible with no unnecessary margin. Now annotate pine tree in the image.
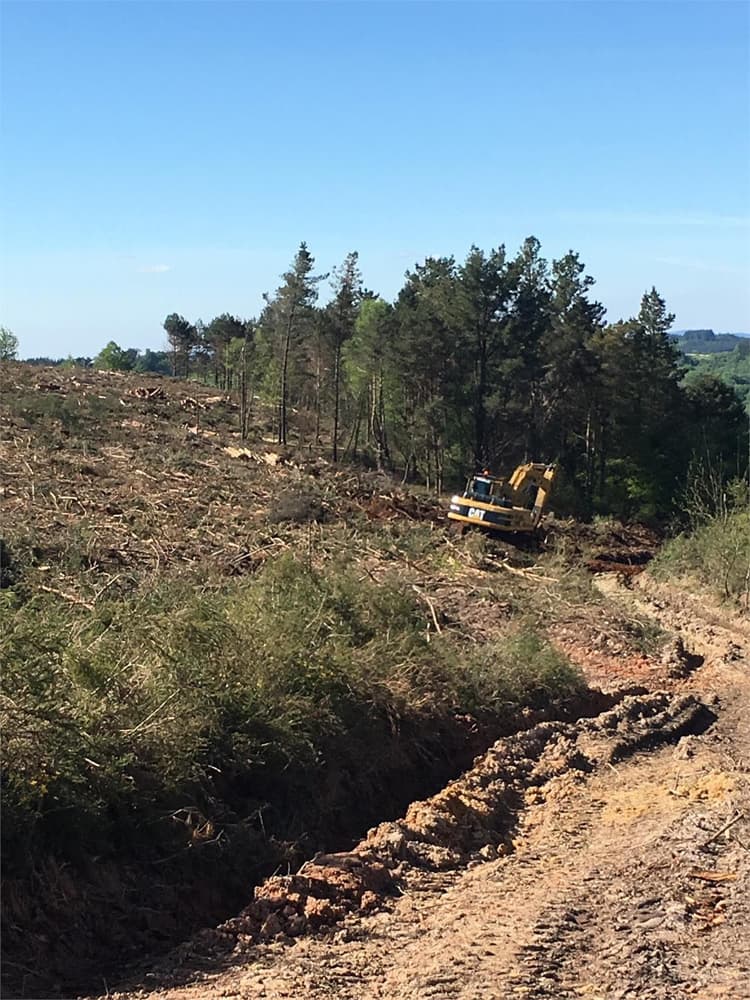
[262,243,326,445]
[163,314,197,378]
[343,296,394,467]
[325,252,362,461]
[458,245,514,467]
[542,251,605,509]
[390,257,464,490]
[595,288,683,515]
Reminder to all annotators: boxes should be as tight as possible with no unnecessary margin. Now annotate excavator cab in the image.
[447,463,556,534]
[465,473,494,500]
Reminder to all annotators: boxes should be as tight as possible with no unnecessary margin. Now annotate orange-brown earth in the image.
[94,578,750,1000]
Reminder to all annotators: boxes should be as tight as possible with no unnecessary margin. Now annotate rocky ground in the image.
[94,576,750,1000]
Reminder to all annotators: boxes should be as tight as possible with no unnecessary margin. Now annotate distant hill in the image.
[671,329,750,354]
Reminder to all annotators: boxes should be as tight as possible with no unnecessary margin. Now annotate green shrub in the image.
[1,555,583,874]
[460,630,583,712]
[653,508,750,604]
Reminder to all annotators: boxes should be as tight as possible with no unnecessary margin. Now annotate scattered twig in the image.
[496,559,556,584]
[39,585,95,611]
[699,812,745,851]
[412,585,442,633]
[687,869,737,883]
[120,691,179,737]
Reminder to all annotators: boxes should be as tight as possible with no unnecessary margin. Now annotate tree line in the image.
[12,237,750,518]
[168,237,743,519]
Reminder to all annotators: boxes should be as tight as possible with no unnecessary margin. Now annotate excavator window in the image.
[471,477,491,497]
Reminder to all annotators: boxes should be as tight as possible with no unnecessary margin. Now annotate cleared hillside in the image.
[3,363,746,999]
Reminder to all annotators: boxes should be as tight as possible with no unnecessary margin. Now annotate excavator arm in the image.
[506,463,557,526]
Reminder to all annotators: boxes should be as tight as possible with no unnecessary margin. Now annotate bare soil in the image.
[96,577,750,1000]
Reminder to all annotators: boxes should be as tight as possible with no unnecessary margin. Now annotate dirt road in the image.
[103,578,750,1000]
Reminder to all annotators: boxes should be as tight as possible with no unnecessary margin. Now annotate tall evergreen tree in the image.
[163,313,197,377]
[262,243,326,445]
[391,257,464,490]
[325,252,362,461]
[458,245,514,467]
[343,296,394,467]
[685,374,749,479]
[542,251,605,509]
[595,288,683,515]
[504,237,552,460]
[204,313,248,388]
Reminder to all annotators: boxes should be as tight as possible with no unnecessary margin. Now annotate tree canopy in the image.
[0,327,19,361]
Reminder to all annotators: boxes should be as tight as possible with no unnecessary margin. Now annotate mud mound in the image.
[159,691,713,974]
[365,692,713,870]
[203,858,393,956]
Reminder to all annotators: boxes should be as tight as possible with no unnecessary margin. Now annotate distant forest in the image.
[672,328,750,354]
[21,238,750,518]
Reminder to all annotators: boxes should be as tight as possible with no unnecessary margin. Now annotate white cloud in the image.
[137,263,172,273]
[654,256,749,275]
[558,211,750,229]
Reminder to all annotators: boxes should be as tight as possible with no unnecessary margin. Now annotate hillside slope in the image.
[2,364,747,999]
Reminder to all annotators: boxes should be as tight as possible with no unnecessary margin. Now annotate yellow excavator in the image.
[447,463,557,534]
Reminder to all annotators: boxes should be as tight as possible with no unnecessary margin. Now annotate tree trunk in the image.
[332,343,341,462]
[314,337,322,445]
[343,395,363,461]
[279,310,295,446]
[474,335,488,466]
[240,338,248,441]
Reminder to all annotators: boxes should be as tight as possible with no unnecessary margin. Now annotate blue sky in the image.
[1,0,749,358]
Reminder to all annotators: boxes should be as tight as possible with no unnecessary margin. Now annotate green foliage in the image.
[654,458,750,604]
[324,251,362,460]
[683,345,750,415]
[674,329,749,354]
[1,556,583,873]
[0,326,19,360]
[116,240,746,520]
[461,631,582,711]
[26,355,93,367]
[653,507,750,604]
[388,256,465,489]
[134,347,171,374]
[94,340,135,371]
[257,242,327,445]
[199,314,253,390]
[343,296,394,468]
[89,344,171,373]
[591,289,688,517]
[163,312,197,377]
